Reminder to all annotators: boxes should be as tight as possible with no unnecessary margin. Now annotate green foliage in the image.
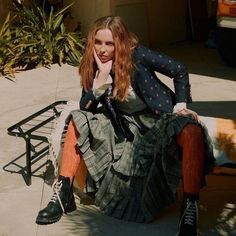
[0,14,16,77]
[0,0,85,78]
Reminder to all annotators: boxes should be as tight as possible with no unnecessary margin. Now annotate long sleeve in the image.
[80,72,113,111]
[79,89,99,112]
[136,46,192,103]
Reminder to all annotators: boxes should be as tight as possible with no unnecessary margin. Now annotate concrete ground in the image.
[0,41,236,236]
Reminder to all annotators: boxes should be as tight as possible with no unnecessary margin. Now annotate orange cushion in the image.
[200,116,236,174]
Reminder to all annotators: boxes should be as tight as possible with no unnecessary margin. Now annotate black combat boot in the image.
[36,175,77,225]
[177,194,199,236]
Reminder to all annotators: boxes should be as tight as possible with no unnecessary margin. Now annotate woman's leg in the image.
[176,123,205,236]
[36,118,87,225]
[59,120,87,187]
[176,124,205,195]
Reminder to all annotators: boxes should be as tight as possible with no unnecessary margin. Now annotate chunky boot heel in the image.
[36,176,76,225]
[65,194,77,213]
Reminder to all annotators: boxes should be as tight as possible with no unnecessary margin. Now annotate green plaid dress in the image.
[69,108,215,223]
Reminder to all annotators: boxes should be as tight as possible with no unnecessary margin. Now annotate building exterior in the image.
[0,0,215,49]
[63,0,188,48]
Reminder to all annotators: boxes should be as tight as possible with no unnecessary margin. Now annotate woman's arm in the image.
[80,49,113,111]
[137,45,192,104]
[79,89,99,111]
[79,73,113,111]
[136,46,198,121]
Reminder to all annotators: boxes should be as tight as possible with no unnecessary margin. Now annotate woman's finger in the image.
[93,48,113,73]
[93,48,101,65]
[176,108,199,121]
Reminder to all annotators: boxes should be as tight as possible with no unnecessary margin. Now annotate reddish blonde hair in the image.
[79,16,138,101]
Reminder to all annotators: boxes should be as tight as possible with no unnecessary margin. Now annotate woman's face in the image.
[94,28,115,63]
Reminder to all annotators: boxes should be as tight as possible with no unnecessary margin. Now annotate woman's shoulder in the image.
[132,45,153,60]
[132,45,162,59]
[133,44,150,54]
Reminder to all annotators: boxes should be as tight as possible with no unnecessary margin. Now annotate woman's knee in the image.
[184,124,203,136]
[177,124,204,146]
[67,118,79,137]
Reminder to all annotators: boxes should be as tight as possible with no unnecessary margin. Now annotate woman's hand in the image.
[93,49,113,89]
[176,108,199,121]
[93,48,113,74]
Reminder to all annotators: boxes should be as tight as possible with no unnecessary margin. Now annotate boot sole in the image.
[36,215,62,225]
[35,205,77,225]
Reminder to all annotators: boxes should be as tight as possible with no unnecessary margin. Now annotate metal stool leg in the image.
[25,138,32,186]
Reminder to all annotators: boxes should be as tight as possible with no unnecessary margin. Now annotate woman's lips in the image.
[99,55,108,62]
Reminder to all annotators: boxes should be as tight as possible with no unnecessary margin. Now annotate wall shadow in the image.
[188,101,236,120]
[162,41,236,82]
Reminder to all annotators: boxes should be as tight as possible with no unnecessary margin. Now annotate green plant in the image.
[0,14,16,77]
[13,0,85,68]
[0,0,85,77]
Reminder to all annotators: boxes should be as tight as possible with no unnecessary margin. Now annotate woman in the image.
[36,16,215,236]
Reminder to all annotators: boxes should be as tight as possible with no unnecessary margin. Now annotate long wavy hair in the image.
[79,16,138,101]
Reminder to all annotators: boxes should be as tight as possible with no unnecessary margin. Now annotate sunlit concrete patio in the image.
[0,42,236,236]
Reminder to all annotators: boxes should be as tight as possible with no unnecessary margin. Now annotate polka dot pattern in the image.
[130,45,192,113]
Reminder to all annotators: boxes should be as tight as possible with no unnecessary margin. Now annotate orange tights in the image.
[60,120,205,195]
[176,124,205,195]
[60,119,87,190]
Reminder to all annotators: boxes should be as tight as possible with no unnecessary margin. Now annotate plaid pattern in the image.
[70,110,215,222]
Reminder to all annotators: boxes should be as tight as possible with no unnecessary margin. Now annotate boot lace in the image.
[50,180,65,213]
[180,199,198,226]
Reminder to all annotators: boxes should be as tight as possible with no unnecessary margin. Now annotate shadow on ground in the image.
[189,101,236,119]
[163,41,236,82]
